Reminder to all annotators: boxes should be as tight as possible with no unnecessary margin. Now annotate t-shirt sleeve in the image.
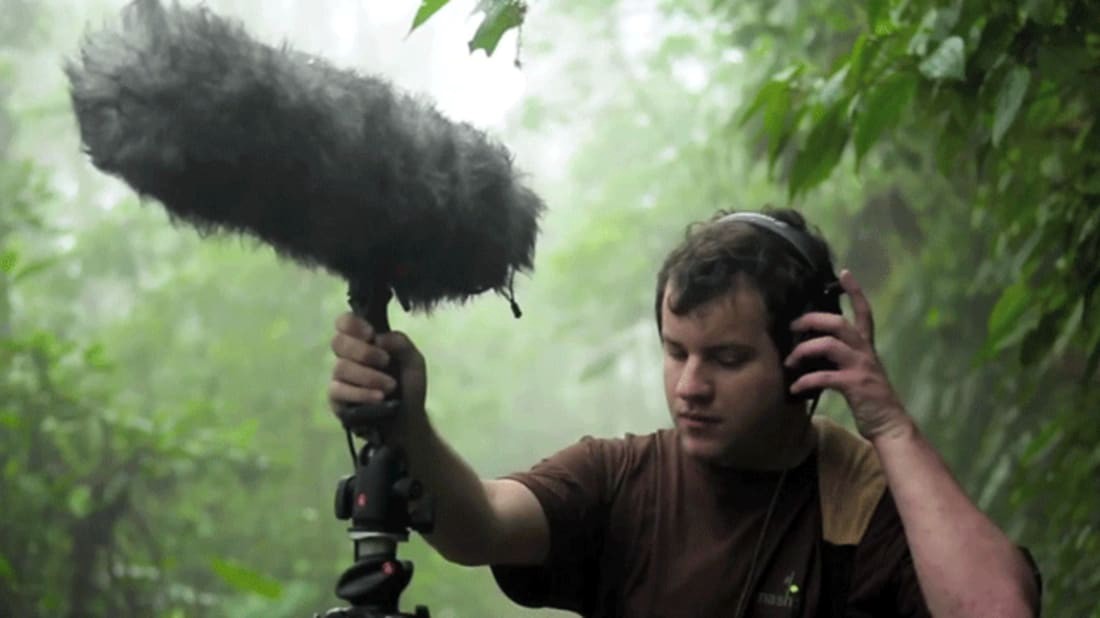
[490,435,623,613]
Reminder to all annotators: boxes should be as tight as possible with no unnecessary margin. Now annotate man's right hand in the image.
[327,312,549,567]
[328,312,428,427]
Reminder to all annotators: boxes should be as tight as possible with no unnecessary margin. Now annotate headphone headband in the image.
[716,212,830,278]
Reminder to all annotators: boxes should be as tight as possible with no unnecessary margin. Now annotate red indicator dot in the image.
[383,562,396,576]
[356,493,367,507]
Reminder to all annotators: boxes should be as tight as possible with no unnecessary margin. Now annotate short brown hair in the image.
[655,207,835,356]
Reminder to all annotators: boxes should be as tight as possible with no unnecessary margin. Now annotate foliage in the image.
[3,0,1098,616]
[729,0,1100,373]
[411,0,528,58]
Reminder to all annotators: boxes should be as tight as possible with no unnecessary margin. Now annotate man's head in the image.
[655,208,836,468]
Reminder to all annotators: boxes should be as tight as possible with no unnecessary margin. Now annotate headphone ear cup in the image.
[784,280,843,401]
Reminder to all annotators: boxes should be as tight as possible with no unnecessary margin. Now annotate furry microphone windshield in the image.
[65,0,543,314]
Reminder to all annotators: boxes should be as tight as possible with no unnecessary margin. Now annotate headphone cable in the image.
[731,394,820,618]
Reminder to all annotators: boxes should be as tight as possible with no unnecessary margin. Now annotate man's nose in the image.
[676,357,713,400]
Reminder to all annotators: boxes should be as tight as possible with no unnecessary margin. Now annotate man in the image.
[327,209,1040,617]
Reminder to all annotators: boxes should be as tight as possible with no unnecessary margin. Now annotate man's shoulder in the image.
[812,416,887,546]
[572,428,676,467]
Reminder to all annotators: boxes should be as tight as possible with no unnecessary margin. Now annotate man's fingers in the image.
[332,359,397,392]
[789,369,848,395]
[376,331,425,371]
[330,333,391,367]
[328,379,385,410]
[839,269,875,345]
[784,335,860,369]
[790,312,865,349]
[335,312,374,340]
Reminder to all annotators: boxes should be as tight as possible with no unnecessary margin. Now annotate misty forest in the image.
[2,0,1098,616]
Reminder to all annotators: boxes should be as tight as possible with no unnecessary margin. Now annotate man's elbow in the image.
[985,577,1040,618]
[1007,547,1042,617]
[944,570,1039,618]
[1016,571,1041,617]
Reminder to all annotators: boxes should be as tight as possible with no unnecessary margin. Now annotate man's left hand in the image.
[784,269,910,440]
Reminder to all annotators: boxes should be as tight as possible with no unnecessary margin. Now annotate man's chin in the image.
[677,430,731,463]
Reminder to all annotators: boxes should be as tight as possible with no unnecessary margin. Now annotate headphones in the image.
[717,212,843,403]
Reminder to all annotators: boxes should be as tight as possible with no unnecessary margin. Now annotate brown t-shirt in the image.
[491,428,930,617]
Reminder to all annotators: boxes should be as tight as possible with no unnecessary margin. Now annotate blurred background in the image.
[1,0,1097,615]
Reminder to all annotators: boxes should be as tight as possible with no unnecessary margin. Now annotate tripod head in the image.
[317,281,435,618]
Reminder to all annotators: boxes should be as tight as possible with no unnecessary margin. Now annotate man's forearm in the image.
[390,413,499,566]
[873,416,1039,617]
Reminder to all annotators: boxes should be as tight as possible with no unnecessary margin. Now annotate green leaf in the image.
[1020,306,1064,366]
[0,409,20,430]
[739,79,786,129]
[1079,172,1100,195]
[788,105,849,198]
[983,281,1038,356]
[1022,0,1069,26]
[409,0,451,33]
[580,352,616,382]
[867,0,891,32]
[847,35,870,85]
[815,67,850,110]
[740,65,800,132]
[211,558,283,599]
[971,16,1019,73]
[469,1,525,56]
[82,343,113,370]
[907,9,938,56]
[1020,422,1061,465]
[13,256,61,283]
[992,66,1030,146]
[919,36,966,81]
[1037,44,1091,86]
[741,79,793,155]
[0,249,16,274]
[67,485,92,518]
[854,74,917,165]
[847,35,888,88]
[0,554,14,584]
[1086,325,1100,381]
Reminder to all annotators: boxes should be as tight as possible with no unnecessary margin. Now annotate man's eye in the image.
[665,347,687,360]
[715,354,746,367]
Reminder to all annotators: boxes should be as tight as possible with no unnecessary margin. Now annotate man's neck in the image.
[710,412,816,471]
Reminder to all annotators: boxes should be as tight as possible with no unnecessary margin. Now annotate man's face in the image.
[660,278,795,468]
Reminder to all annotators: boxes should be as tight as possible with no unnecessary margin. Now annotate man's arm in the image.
[871,418,1039,617]
[787,270,1039,616]
[328,313,550,567]
[392,413,550,566]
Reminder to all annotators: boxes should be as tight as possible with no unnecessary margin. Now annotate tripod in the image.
[316,280,435,618]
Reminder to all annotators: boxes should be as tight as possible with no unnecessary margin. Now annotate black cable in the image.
[732,467,789,618]
[345,429,356,465]
[732,393,818,618]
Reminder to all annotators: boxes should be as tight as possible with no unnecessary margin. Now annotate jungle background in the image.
[2,0,1097,615]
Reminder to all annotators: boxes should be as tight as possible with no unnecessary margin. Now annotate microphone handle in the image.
[343,278,402,431]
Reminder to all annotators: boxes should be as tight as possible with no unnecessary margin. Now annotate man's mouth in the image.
[678,412,721,425]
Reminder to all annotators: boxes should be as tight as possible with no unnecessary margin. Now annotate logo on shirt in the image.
[756,571,801,610]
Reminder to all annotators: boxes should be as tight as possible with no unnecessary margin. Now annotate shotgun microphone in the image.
[65,0,543,316]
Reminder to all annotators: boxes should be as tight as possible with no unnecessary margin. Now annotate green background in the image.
[2,0,1097,615]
